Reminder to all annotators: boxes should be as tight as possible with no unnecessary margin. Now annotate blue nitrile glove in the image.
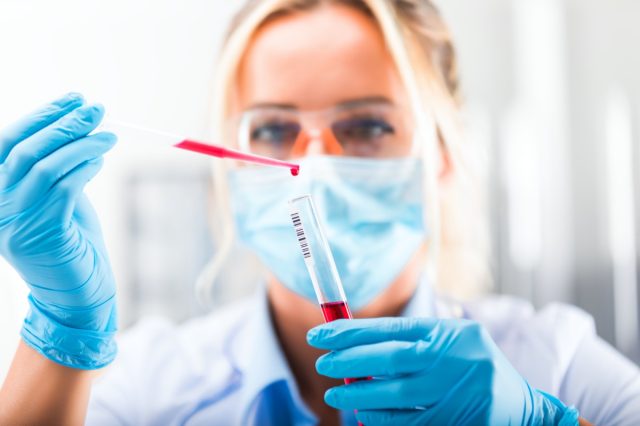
[0,93,118,369]
[308,318,580,426]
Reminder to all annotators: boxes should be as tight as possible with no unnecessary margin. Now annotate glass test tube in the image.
[289,195,372,389]
[289,195,353,321]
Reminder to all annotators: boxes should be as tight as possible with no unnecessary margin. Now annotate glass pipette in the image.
[101,120,300,175]
[289,195,371,425]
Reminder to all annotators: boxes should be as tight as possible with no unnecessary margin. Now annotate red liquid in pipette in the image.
[175,139,300,176]
[320,302,372,382]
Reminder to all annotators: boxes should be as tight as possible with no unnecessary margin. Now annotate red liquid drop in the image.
[291,166,300,176]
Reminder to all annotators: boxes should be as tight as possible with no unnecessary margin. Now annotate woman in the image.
[1,0,638,425]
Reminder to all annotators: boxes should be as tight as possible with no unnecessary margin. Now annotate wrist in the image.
[21,294,117,370]
[25,245,117,329]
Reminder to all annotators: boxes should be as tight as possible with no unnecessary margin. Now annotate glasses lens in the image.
[237,103,412,160]
[242,110,301,160]
[331,105,412,158]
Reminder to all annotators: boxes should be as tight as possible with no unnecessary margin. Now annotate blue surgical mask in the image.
[228,156,426,311]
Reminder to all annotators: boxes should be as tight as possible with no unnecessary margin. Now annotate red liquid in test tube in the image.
[320,301,372,385]
[320,300,352,322]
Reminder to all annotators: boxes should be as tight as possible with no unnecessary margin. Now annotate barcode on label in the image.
[290,211,311,259]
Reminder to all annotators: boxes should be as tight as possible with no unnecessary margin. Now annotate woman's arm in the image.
[0,94,119,424]
[0,342,93,425]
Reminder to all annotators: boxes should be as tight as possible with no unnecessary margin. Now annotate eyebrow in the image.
[247,96,394,111]
[338,96,394,108]
[248,102,297,110]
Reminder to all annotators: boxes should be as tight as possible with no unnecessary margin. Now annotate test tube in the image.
[289,195,353,322]
[289,195,371,387]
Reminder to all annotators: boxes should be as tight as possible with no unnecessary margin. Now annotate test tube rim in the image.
[290,194,312,204]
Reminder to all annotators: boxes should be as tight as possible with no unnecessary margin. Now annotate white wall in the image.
[439,0,640,362]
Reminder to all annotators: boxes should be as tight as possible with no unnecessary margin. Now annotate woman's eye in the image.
[251,122,300,144]
[332,118,395,142]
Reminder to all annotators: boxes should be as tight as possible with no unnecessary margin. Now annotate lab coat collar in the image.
[229,284,317,425]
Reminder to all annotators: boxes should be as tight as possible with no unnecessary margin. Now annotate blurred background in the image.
[1,0,639,382]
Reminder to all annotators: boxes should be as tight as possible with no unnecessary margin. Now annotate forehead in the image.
[236,4,405,111]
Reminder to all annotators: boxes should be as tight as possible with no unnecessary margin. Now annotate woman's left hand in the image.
[307,317,579,426]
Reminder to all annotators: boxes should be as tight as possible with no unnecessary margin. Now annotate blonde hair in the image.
[197,0,490,303]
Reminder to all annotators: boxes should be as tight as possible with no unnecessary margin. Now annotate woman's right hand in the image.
[0,93,118,369]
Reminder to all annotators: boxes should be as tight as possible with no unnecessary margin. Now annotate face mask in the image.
[228,156,426,311]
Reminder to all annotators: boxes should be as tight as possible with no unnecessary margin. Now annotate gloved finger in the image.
[1,104,105,188]
[324,375,445,410]
[316,340,432,378]
[356,409,435,426]
[47,156,105,225]
[0,93,84,163]
[307,317,442,350]
[11,132,116,214]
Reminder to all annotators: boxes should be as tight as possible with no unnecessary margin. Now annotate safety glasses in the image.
[235,99,415,161]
